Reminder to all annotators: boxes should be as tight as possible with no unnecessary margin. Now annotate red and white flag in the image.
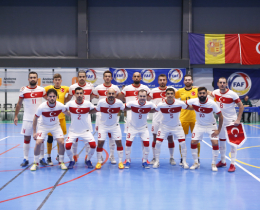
[225,123,247,147]
[240,34,260,65]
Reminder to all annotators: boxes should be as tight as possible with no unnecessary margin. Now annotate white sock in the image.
[109,139,116,157]
[219,140,226,163]
[97,151,103,163]
[212,146,219,164]
[34,155,40,164]
[168,142,174,158]
[72,141,78,156]
[47,153,51,158]
[23,143,30,160]
[40,143,44,159]
[231,145,237,164]
[152,142,156,158]
[85,142,90,156]
[59,155,64,163]
[155,141,162,160]
[142,145,149,162]
[179,141,187,162]
[66,149,73,161]
[191,148,198,163]
[87,148,95,161]
[125,146,132,161]
[117,147,123,163]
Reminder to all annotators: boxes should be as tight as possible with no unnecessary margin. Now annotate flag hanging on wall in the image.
[240,34,260,65]
[189,33,240,64]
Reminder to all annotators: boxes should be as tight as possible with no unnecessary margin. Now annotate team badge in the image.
[60,88,64,93]
[113,69,128,83]
[225,123,247,147]
[227,72,251,96]
[85,69,97,84]
[191,91,196,96]
[141,69,155,83]
[168,69,183,83]
[207,39,223,56]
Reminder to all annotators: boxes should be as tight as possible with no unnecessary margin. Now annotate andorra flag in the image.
[189,33,240,64]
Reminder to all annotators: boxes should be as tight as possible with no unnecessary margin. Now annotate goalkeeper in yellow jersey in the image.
[175,75,200,165]
[44,73,70,165]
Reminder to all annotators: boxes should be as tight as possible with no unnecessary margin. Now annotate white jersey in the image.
[156,99,188,127]
[19,86,46,121]
[35,101,66,127]
[212,89,240,123]
[126,100,155,129]
[65,100,94,133]
[69,83,93,101]
[186,98,221,126]
[93,83,120,103]
[95,98,125,126]
[121,84,150,103]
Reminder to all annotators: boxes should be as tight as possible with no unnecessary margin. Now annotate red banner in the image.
[240,34,260,65]
[225,123,247,147]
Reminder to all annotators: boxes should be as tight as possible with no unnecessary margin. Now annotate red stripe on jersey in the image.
[98,90,107,96]
[131,106,151,114]
[72,89,92,96]
[234,98,241,103]
[100,107,121,114]
[23,92,44,98]
[160,107,182,113]
[192,105,213,114]
[215,95,234,104]
[69,107,90,114]
[42,110,62,117]
[152,92,166,99]
[125,90,138,97]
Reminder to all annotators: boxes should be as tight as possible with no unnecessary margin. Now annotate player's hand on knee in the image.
[33,133,38,140]
[211,130,219,138]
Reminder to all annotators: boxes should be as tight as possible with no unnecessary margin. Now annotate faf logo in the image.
[85,69,97,84]
[207,39,223,56]
[227,72,251,96]
[141,69,155,83]
[168,69,183,83]
[113,69,128,83]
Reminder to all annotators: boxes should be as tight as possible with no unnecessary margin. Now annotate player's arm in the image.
[117,92,125,101]
[186,105,194,110]
[33,115,39,140]
[63,110,71,117]
[212,112,223,138]
[89,108,97,114]
[234,101,244,126]
[149,108,156,113]
[14,97,24,126]
[65,94,73,103]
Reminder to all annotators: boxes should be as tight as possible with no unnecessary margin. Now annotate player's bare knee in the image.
[191,140,198,145]
[211,140,218,146]
[115,140,122,147]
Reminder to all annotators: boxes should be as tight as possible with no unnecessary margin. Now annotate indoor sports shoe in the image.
[86,160,94,169]
[228,164,236,172]
[73,155,78,162]
[179,158,183,166]
[182,161,189,169]
[123,159,131,164]
[169,158,176,165]
[150,158,156,165]
[47,157,53,166]
[30,162,38,171]
[60,162,67,170]
[118,162,124,169]
[142,162,150,169]
[20,159,29,167]
[216,160,227,168]
[190,163,200,170]
[68,161,75,169]
[212,164,218,172]
[109,156,117,164]
[125,161,131,169]
[153,160,160,169]
[56,155,59,162]
[40,158,48,166]
[96,162,102,169]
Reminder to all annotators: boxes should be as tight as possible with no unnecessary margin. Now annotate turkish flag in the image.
[225,123,247,147]
[240,34,260,65]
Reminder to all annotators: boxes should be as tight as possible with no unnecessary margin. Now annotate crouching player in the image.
[187,87,223,171]
[153,88,189,169]
[65,87,96,169]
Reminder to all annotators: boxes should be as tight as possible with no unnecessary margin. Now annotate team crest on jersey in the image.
[168,69,183,83]
[207,39,223,56]
[141,69,155,83]
[85,69,97,84]
[113,69,128,83]
[191,91,196,96]
[60,88,64,93]
[227,72,251,96]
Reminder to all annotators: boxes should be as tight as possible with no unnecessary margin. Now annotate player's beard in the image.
[198,96,207,102]
[79,79,85,85]
[133,80,140,85]
[29,80,37,86]
[185,82,192,88]
[49,99,55,104]
[108,96,115,102]
[160,83,166,88]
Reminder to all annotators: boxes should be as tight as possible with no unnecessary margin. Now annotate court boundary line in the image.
[0,144,20,156]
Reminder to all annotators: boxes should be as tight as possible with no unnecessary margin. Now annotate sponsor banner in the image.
[79,68,109,87]
[30,68,54,88]
[225,123,247,148]
[0,68,28,90]
[240,34,260,65]
[110,68,186,88]
[213,69,260,99]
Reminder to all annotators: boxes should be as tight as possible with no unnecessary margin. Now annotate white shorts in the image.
[192,123,218,141]
[98,123,122,141]
[21,120,33,136]
[37,124,64,140]
[66,130,95,144]
[126,125,150,142]
[151,120,160,134]
[156,124,185,140]
[88,115,93,132]
[96,112,120,132]
[219,120,234,139]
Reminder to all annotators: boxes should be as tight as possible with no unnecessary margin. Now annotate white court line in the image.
[202,140,260,182]
[0,136,22,142]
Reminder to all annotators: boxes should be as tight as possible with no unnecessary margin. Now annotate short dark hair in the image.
[138,89,147,95]
[28,71,38,78]
[158,74,167,79]
[78,70,86,77]
[184,74,193,80]
[53,73,62,80]
[103,70,112,77]
[198,87,207,92]
[47,88,57,96]
[218,77,227,83]
[75,87,83,93]
[166,88,175,94]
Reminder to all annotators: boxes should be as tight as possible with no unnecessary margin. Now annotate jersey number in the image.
[139,114,142,119]
[109,114,112,119]
[220,103,223,108]
[78,114,81,120]
[199,113,205,118]
[127,133,131,139]
[50,118,55,122]
[170,114,173,118]
[32,99,36,104]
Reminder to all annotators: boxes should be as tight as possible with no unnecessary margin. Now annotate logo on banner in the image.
[141,69,155,83]
[256,42,260,54]
[207,39,223,56]
[227,72,251,96]
[113,69,128,83]
[85,69,97,84]
[168,69,183,83]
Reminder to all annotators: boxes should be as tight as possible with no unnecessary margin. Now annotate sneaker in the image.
[228,164,236,172]
[20,159,29,167]
[142,159,150,164]
[30,162,38,171]
[179,158,183,166]
[40,158,48,166]
[212,164,218,171]
[68,161,75,169]
[169,158,176,165]
[60,162,67,170]
[85,155,88,161]
[182,161,189,169]
[56,155,59,162]
[123,159,131,164]
[142,162,150,169]
[86,160,94,169]
[153,160,160,169]
[73,155,78,162]
[118,162,124,169]
[216,160,226,168]
[150,158,156,165]
[47,157,53,166]
[190,163,200,170]
[96,162,102,169]
[109,156,117,164]
[125,161,131,169]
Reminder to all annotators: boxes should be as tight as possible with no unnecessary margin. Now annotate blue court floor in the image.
[0,122,260,210]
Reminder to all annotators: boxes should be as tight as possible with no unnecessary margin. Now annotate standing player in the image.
[31,89,67,171]
[209,77,244,172]
[124,90,155,169]
[14,72,46,167]
[44,73,70,166]
[94,88,125,169]
[65,87,96,169]
[149,74,178,165]
[153,88,189,169]
[187,87,223,171]
[67,70,94,162]
[92,70,120,164]
[175,75,200,165]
